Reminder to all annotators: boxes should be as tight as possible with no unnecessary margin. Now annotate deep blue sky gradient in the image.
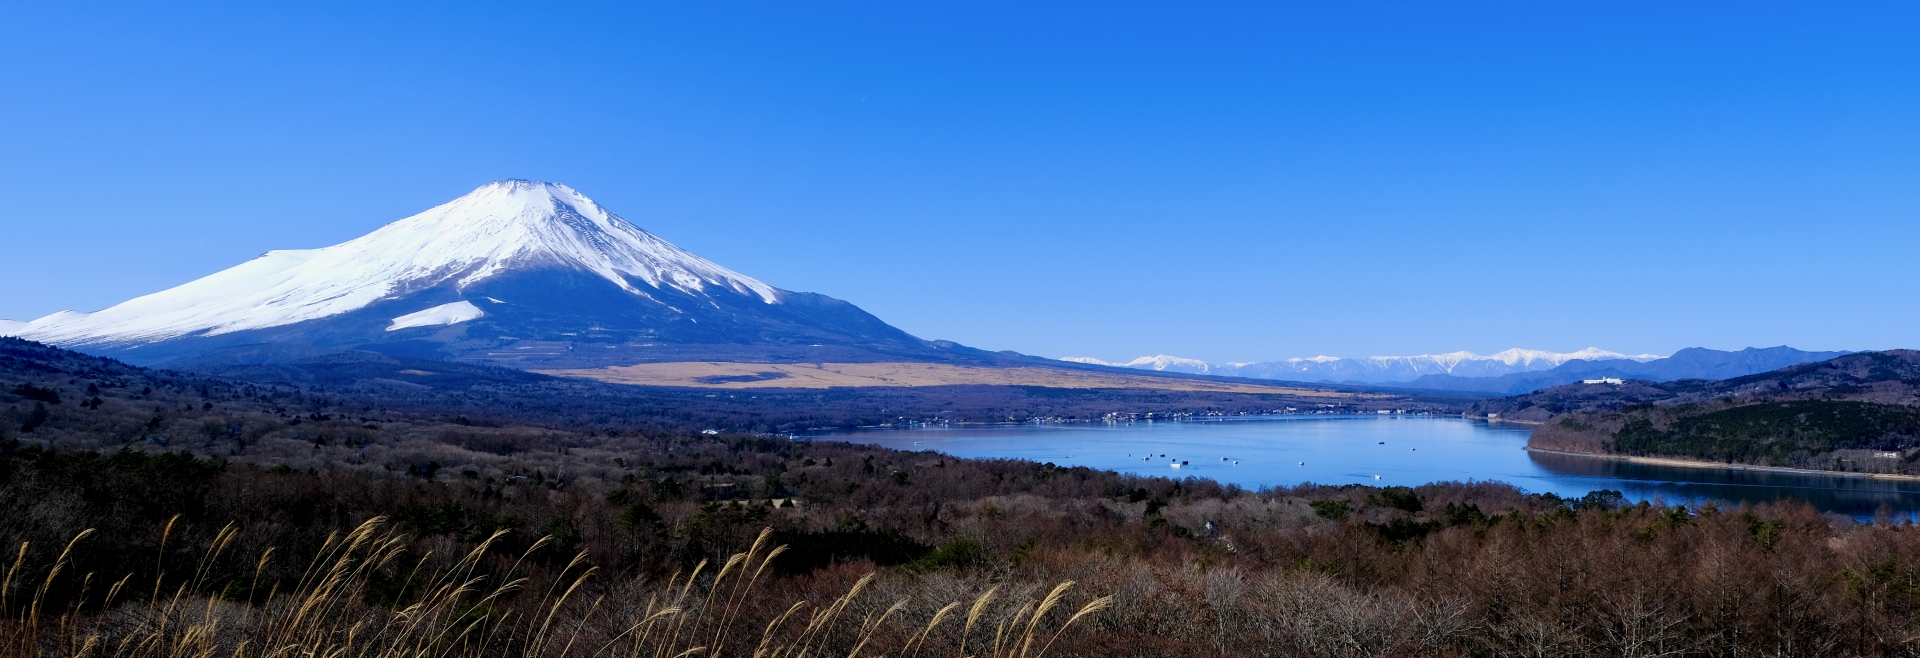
[2,2,1916,362]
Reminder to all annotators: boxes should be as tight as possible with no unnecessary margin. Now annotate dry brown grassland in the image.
[537,362,1359,396]
[0,521,1108,658]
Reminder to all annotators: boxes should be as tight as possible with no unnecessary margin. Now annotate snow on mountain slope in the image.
[1478,347,1660,367]
[387,301,485,331]
[1063,348,1665,383]
[1126,355,1211,374]
[0,320,26,337]
[1325,348,1660,377]
[18,180,781,347]
[1061,355,1211,374]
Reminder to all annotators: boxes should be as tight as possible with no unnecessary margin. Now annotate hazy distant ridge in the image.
[1405,346,1853,395]
[1061,347,1662,383]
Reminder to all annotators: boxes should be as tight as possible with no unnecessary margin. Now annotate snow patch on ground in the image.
[387,301,485,331]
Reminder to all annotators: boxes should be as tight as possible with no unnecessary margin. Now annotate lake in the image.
[803,415,1920,520]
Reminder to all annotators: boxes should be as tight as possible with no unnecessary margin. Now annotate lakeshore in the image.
[1524,447,1920,483]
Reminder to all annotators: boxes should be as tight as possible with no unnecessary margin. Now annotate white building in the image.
[1582,378,1625,385]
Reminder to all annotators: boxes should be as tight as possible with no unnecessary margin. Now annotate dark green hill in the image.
[1479,350,1920,474]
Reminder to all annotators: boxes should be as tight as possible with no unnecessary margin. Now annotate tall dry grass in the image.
[0,518,1109,658]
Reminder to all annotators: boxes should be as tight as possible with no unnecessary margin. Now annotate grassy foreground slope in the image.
[1480,350,1920,474]
[6,339,1920,655]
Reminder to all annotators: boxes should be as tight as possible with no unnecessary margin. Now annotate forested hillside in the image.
[1484,350,1920,475]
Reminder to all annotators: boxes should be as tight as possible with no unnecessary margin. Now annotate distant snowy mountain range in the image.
[1061,346,1851,393]
[0,180,968,367]
[1061,348,1663,383]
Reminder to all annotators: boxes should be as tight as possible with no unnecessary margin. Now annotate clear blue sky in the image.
[3,2,1916,363]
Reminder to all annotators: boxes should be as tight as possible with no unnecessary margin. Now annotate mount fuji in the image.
[5,180,965,367]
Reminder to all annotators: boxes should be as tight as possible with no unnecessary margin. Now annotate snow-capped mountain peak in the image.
[1480,347,1661,367]
[341,180,779,302]
[1060,354,1212,374]
[1124,355,1211,374]
[1288,355,1343,364]
[19,180,781,347]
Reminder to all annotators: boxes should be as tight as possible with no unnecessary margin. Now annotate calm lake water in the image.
[803,415,1920,520]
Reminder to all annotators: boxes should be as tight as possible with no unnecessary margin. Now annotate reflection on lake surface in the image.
[803,415,1920,520]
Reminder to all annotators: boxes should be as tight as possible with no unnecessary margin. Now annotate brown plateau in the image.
[538,361,1363,396]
